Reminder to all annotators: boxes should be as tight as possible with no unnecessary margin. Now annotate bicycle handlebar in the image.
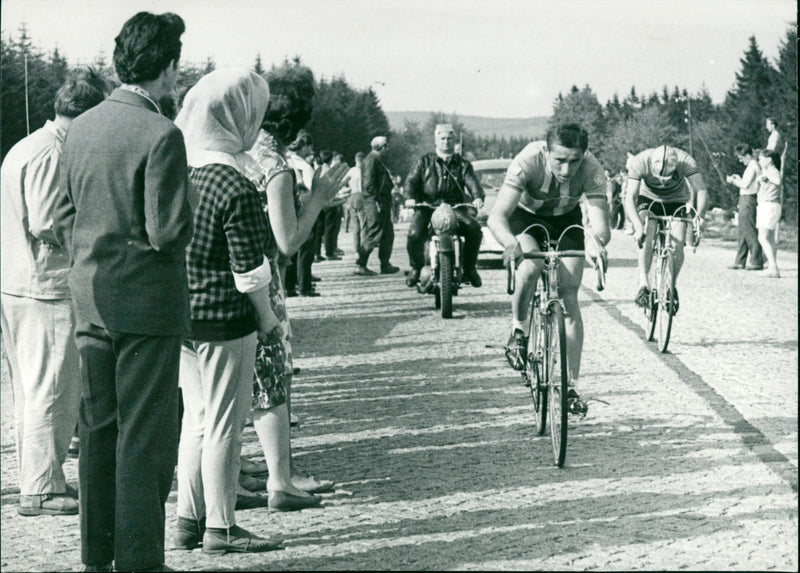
[506,250,607,294]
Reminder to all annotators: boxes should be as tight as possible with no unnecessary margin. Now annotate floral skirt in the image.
[252,257,293,410]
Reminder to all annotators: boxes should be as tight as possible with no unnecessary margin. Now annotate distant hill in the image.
[385,111,549,140]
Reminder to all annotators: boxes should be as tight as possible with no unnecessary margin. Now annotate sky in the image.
[1,0,796,118]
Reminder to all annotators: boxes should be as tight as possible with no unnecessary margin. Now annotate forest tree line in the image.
[2,23,796,218]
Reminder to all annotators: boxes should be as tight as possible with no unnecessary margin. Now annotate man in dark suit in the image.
[53,12,193,573]
[354,136,400,275]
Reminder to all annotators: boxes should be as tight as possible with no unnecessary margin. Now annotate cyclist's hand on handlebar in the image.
[633,226,645,248]
[471,197,484,210]
[585,239,607,268]
[503,241,523,269]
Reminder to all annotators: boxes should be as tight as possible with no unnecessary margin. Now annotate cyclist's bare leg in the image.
[670,221,687,279]
[511,233,545,334]
[637,215,657,289]
[558,257,585,383]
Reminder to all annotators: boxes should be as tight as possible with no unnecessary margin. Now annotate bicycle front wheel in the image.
[656,251,675,353]
[527,298,547,435]
[644,253,659,341]
[547,303,569,467]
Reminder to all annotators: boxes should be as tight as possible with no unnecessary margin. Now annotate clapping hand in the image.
[472,197,484,210]
[311,163,350,203]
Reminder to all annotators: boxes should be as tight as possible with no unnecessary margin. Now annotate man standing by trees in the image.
[1,67,107,518]
[354,136,399,276]
[53,12,194,572]
[403,123,485,288]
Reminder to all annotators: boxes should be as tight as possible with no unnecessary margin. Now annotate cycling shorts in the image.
[509,205,584,250]
[637,196,689,218]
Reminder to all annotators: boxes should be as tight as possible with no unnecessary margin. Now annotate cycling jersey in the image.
[503,141,606,217]
[627,147,698,203]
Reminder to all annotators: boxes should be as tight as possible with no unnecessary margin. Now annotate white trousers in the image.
[1,293,81,495]
[176,333,256,528]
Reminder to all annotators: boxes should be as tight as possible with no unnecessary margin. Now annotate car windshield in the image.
[477,169,507,191]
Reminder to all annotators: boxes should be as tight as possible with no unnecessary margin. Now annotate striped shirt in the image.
[185,163,268,340]
[503,141,606,217]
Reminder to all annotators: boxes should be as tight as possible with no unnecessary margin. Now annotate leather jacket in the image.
[404,153,484,206]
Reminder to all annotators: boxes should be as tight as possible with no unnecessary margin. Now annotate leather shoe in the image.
[314,254,325,262]
[464,267,482,287]
[83,564,113,572]
[292,474,334,493]
[299,290,321,297]
[353,265,377,276]
[380,264,400,274]
[405,268,420,287]
[728,264,745,270]
[235,493,269,510]
[202,525,283,555]
[745,264,764,271]
[285,289,298,297]
[268,490,322,512]
[18,493,78,516]
[173,516,205,550]
[241,458,268,475]
[239,472,267,492]
[324,254,342,261]
[310,275,321,282]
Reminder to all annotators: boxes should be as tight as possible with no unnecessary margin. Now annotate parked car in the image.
[471,158,511,259]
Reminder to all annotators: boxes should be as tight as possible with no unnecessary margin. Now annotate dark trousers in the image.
[285,235,316,293]
[357,198,394,268]
[312,213,325,258]
[323,206,343,256]
[734,194,763,267]
[407,208,482,271]
[75,318,181,571]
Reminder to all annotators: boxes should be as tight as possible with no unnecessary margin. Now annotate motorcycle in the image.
[411,202,476,319]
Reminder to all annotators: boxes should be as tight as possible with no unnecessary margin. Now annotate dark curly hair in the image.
[113,12,185,84]
[54,67,107,118]
[546,123,589,152]
[261,60,315,146]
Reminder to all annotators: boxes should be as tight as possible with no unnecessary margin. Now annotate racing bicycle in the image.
[507,224,606,467]
[640,204,701,353]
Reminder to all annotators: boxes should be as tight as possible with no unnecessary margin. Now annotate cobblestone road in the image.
[1,225,797,571]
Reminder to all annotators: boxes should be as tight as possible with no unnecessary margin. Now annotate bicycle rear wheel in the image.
[657,252,675,353]
[547,303,569,467]
[526,297,547,435]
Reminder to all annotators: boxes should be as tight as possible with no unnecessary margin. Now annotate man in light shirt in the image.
[1,68,107,518]
[726,144,764,270]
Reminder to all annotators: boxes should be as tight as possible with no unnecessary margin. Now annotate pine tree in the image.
[253,53,265,76]
[723,36,775,148]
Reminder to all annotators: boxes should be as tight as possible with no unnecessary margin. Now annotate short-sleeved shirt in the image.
[186,163,269,341]
[627,147,698,202]
[502,141,606,217]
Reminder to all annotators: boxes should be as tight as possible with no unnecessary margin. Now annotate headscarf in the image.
[175,68,269,176]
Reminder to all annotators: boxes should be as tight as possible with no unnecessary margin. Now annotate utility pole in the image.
[686,98,693,156]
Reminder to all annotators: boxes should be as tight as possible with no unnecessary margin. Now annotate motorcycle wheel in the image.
[439,251,454,318]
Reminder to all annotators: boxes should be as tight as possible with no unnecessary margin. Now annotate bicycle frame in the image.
[641,203,700,352]
[507,223,604,466]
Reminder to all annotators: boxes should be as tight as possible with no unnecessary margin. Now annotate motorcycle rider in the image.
[488,123,609,415]
[404,124,485,288]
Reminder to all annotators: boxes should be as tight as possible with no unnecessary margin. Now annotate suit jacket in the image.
[361,151,393,207]
[54,88,194,336]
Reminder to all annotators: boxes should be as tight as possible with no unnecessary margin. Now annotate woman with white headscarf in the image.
[173,69,283,555]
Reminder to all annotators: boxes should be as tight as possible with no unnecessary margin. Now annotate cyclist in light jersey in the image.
[624,145,708,312]
[488,123,609,414]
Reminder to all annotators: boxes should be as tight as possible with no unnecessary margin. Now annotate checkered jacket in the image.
[186,163,268,328]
